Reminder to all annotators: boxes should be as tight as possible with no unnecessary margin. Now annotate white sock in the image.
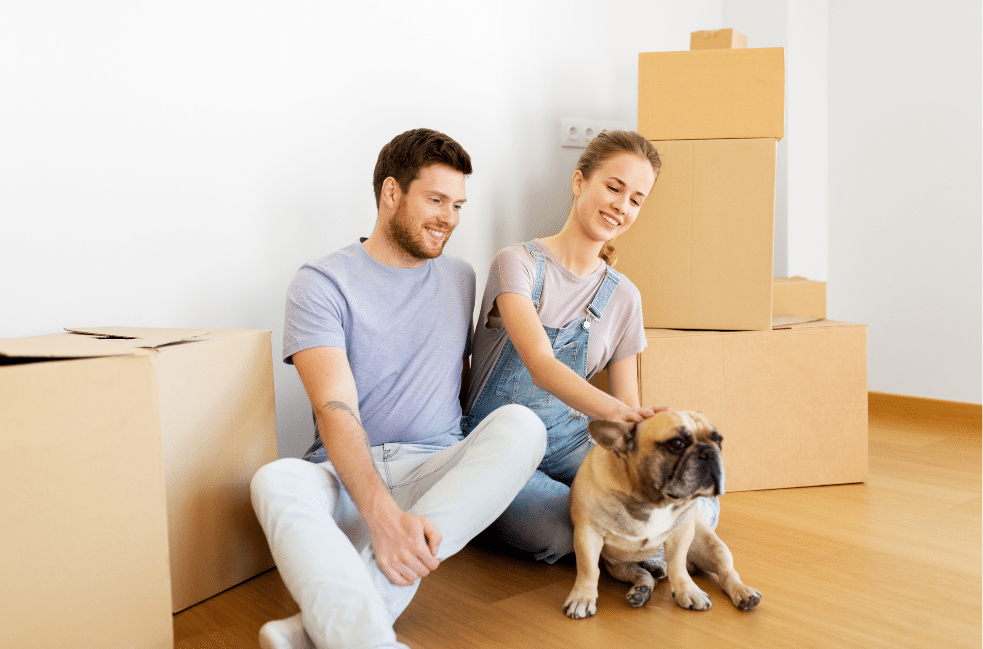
[258,613,315,649]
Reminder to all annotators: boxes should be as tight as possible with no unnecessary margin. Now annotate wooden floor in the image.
[174,404,982,649]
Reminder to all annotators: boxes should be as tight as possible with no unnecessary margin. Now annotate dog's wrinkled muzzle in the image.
[664,443,726,499]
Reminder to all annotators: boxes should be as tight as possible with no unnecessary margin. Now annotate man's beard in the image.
[389,201,450,261]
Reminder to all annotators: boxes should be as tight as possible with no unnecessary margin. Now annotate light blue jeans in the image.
[251,404,546,649]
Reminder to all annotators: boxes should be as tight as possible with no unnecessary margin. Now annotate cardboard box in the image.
[1,338,174,648]
[773,276,827,320]
[690,28,747,50]
[614,138,777,331]
[638,47,785,141]
[637,320,868,492]
[0,327,278,620]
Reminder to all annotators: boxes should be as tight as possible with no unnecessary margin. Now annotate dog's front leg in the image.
[665,518,712,611]
[563,527,605,619]
[688,517,761,611]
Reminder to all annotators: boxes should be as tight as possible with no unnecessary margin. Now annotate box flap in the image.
[772,315,824,329]
[65,327,210,349]
[0,327,211,363]
[0,333,147,361]
[645,319,866,340]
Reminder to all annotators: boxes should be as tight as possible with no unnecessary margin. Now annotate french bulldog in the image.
[563,410,761,619]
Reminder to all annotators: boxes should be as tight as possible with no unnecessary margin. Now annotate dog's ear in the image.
[588,420,637,457]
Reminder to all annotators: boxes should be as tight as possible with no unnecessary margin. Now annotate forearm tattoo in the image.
[321,400,371,453]
[322,400,359,422]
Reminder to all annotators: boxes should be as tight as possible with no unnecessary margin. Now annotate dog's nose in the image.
[697,444,713,461]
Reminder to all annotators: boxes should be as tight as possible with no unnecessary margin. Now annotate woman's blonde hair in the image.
[574,131,661,266]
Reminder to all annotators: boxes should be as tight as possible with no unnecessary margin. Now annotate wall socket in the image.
[560,118,631,148]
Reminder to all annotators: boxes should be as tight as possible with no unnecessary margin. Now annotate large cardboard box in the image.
[690,28,747,50]
[614,138,777,331]
[0,327,278,621]
[1,337,174,648]
[637,320,868,492]
[638,47,785,141]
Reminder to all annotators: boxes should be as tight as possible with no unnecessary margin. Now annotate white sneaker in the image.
[258,613,315,649]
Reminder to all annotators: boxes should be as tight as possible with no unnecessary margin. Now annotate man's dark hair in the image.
[373,128,473,208]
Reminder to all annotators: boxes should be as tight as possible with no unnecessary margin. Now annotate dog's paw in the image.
[672,585,712,611]
[730,585,762,611]
[626,584,651,608]
[563,590,597,619]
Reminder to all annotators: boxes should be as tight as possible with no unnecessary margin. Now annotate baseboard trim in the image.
[868,392,982,428]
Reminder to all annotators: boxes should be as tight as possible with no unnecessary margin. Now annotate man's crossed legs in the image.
[250,404,546,649]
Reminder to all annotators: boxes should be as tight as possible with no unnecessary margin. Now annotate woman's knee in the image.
[698,495,721,530]
[496,510,573,564]
[497,474,574,563]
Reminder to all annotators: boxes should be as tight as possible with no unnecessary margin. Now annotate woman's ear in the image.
[571,170,584,197]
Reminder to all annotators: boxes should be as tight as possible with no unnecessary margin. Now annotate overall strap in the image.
[521,241,548,310]
[586,265,622,322]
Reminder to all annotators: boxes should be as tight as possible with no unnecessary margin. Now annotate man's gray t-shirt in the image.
[284,239,475,449]
[464,239,646,415]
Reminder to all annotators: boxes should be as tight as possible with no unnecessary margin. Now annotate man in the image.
[251,128,547,649]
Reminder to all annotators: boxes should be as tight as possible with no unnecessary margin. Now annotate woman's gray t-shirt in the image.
[464,239,646,415]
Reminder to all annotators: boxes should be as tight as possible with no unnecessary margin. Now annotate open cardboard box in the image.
[0,327,278,641]
[638,46,785,141]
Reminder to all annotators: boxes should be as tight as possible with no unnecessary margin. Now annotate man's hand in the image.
[292,347,443,586]
[367,506,442,586]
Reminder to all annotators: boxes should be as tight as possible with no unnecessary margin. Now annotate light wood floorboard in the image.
[174,409,982,649]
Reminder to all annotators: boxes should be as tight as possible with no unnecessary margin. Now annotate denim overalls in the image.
[462,243,620,561]
[464,242,621,477]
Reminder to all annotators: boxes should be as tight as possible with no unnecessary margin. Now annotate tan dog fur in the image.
[563,410,761,619]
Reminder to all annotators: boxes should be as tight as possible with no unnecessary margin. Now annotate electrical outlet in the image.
[560,118,631,148]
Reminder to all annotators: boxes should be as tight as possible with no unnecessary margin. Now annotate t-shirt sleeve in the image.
[282,266,347,364]
[608,280,648,365]
[487,244,536,301]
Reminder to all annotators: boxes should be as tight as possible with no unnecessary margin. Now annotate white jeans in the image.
[250,404,547,649]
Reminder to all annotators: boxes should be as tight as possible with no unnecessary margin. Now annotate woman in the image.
[462,130,719,563]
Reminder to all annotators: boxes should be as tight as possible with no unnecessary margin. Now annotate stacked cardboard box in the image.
[0,327,278,647]
[608,30,867,491]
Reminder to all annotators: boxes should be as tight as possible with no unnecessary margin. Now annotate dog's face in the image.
[587,410,725,504]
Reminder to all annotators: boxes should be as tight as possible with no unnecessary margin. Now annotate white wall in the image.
[721,0,829,281]
[829,0,982,403]
[721,0,791,277]
[4,1,978,463]
[0,0,721,458]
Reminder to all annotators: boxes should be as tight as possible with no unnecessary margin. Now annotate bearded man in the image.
[250,128,546,649]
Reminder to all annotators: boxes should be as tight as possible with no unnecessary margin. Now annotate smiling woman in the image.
[458,131,722,567]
